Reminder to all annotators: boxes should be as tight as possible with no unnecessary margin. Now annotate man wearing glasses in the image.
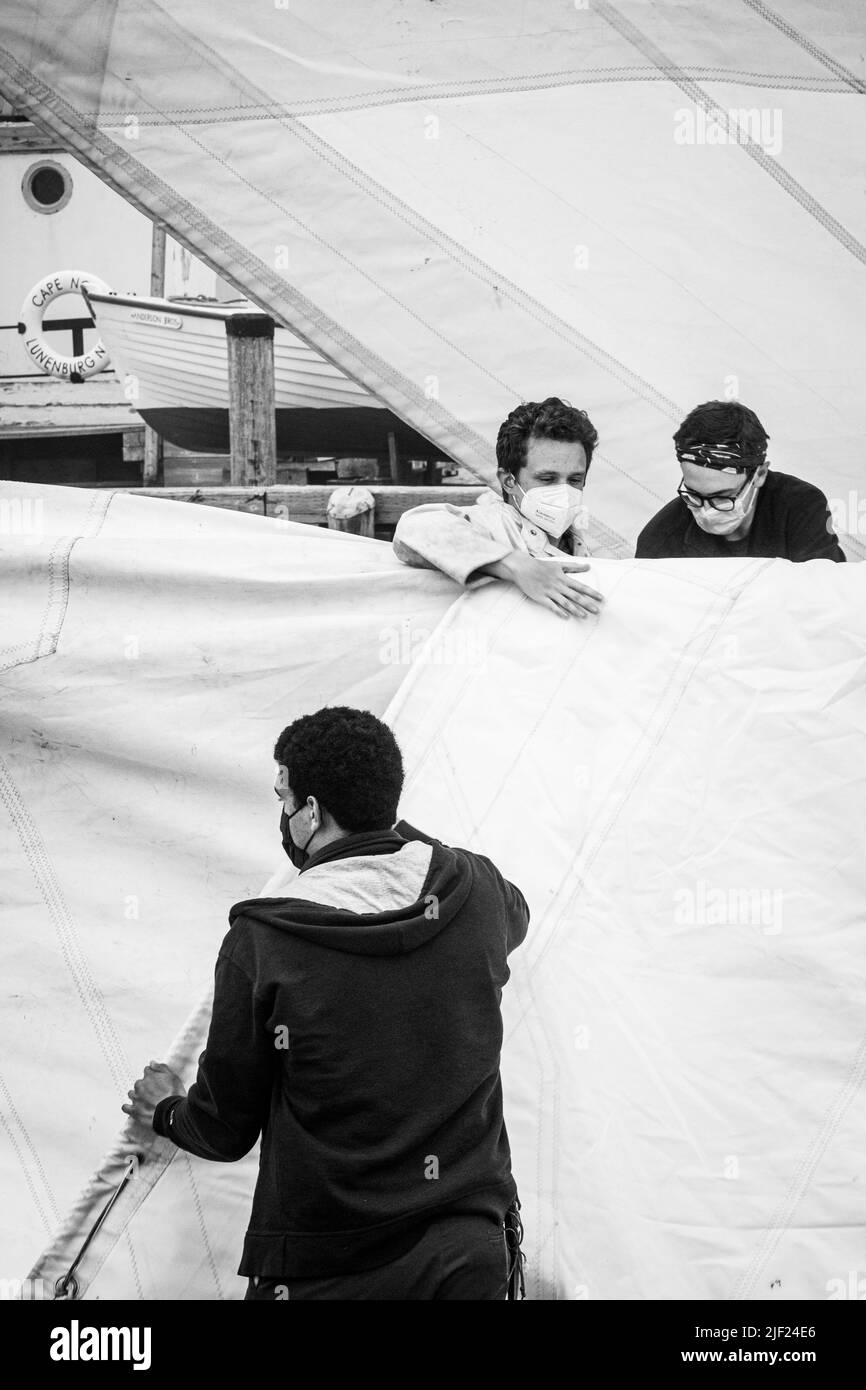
[635,401,846,562]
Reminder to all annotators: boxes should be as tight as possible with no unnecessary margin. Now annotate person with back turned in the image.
[123,706,529,1300]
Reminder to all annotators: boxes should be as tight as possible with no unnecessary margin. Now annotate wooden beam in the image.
[120,483,486,527]
[387,430,399,484]
[0,119,65,154]
[122,427,145,463]
[226,314,277,486]
[142,222,166,485]
[141,434,161,484]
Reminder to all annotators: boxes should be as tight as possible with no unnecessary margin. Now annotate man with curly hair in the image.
[636,400,846,561]
[393,396,607,620]
[124,706,529,1300]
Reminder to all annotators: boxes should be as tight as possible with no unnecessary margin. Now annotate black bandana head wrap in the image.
[676,440,766,473]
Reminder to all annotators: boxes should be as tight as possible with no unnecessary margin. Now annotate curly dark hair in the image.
[674,401,769,466]
[273,706,404,832]
[495,396,599,478]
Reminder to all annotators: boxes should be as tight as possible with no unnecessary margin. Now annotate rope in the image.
[53,1155,143,1300]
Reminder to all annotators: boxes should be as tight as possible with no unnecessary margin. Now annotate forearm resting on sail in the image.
[393,504,511,586]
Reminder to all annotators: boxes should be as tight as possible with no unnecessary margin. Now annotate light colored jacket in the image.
[393,489,591,587]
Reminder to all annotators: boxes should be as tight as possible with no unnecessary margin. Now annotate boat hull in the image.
[140,403,449,460]
[86,291,450,461]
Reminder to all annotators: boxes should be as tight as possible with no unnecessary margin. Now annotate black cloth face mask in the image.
[280,804,317,870]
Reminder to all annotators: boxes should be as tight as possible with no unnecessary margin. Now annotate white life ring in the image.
[18,269,112,379]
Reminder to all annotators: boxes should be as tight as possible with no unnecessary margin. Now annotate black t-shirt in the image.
[635,470,846,562]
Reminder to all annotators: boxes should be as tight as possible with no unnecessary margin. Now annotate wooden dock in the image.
[121,482,487,534]
[0,376,139,438]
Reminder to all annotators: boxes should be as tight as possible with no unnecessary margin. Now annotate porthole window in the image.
[22,160,72,214]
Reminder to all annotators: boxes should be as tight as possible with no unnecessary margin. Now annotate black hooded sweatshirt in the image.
[152,820,529,1278]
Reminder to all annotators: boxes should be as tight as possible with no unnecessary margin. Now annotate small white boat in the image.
[84,289,449,462]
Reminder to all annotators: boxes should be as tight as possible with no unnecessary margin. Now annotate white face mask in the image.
[512,481,585,539]
[691,472,761,536]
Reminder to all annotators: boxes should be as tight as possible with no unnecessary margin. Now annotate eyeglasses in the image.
[677,473,757,513]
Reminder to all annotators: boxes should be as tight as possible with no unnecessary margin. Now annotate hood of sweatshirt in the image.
[228,820,473,957]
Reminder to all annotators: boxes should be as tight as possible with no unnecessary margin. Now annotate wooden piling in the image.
[142,222,166,485]
[226,314,277,486]
[387,430,400,484]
